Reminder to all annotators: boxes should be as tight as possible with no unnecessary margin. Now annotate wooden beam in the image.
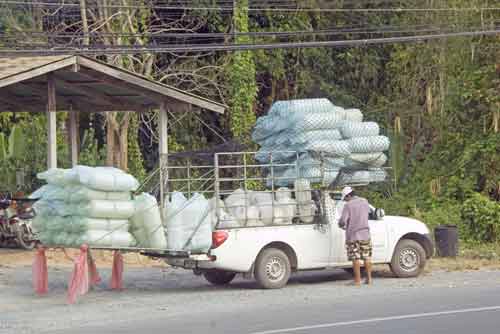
[47,73,57,169]
[69,110,78,167]
[77,57,225,113]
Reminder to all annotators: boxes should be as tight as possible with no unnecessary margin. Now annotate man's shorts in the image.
[346,239,372,261]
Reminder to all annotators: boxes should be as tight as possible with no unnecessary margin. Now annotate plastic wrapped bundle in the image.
[33,199,135,219]
[255,147,297,163]
[226,201,261,226]
[344,109,364,122]
[347,136,390,153]
[337,168,387,185]
[292,112,344,132]
[269,98,336,117]
[344,153,387,168]
[304,140,351,157]
[269,167,340,187]
[164,192,212,253]
[252,115,289,142]
[68,186,131,202]
[131,193,168,249]
[71,165,139,192]
[291,129,343,145]
[339,121,380,138]
[249,191,273,206]
[256,199,296,226]
[294,179,315,223]
[33,215,128,234]
[78,230,136,248]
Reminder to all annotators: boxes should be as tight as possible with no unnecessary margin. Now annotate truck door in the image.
[328,199,388,265]
[368,219,388,262]
[325,197,350,265]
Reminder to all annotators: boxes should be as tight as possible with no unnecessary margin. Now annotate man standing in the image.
[338,186,372,286]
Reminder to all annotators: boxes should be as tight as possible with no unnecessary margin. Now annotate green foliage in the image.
[127,113,146,183]
[78,128,106,167]
[228,0,257,143]
[462,193,500,243]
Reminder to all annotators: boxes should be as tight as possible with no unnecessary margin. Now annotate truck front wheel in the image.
[254,248,291,289]
[390,239,426,278]
[203,269,236,286]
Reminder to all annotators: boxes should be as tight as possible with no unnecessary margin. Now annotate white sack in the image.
[131,193,167,249]
[339,121,380,138]
[79,230,136,248]
[72,165,139,192]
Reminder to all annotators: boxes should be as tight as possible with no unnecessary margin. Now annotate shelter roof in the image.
[0,55,225,113]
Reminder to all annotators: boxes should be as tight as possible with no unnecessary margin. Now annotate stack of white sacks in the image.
[31,166,167,250]
[252,98,390,186]
[163,180,317,247]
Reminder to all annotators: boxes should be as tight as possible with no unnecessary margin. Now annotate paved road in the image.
[1,267,500,334]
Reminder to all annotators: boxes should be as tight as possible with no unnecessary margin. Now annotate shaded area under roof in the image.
[0,55,225,114]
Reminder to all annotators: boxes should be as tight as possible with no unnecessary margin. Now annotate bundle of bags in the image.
[30,166,167,250]
[252,98,389,186]
[163,180,316,247]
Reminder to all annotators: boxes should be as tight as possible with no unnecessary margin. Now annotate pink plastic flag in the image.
[32,246,48,295]
[110,251,123,290]
[67,244,90,304]
[88,251,101,286]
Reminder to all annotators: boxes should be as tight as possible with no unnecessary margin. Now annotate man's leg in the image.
[361,240,373,285]
[364,258,372,285]
[352,259,362,286]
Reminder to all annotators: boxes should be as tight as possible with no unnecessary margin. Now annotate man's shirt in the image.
[339,196,370,242]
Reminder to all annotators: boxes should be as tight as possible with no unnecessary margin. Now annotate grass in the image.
[426,242,500,272]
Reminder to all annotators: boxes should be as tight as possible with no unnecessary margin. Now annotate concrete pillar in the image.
[69,110,78,167]
[159,101,169,211]
[47,73,57,169]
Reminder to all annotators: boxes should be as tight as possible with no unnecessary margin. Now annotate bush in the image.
[422,203,462,232]
[461,193,500,243]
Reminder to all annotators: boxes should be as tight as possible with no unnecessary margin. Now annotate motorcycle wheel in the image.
[17,225,37,250]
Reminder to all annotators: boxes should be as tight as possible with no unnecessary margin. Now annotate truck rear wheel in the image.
[203,269,236,286]
[390,239,426,278]
[254,248,291,289]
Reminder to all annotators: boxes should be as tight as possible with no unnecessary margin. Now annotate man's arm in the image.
[338,204,350,230]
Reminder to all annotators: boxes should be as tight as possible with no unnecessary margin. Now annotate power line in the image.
[1,1,499,12]
[1,29,498,56]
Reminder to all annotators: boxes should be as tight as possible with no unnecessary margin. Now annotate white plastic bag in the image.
[130,193,167,249]
[165,192,212,252]
[79,230,136,248]
[72,165,139,192]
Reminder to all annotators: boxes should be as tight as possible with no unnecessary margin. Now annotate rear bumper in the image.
[164,254,216,270]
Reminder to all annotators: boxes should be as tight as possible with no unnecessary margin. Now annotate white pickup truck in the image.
[165,190,433,289]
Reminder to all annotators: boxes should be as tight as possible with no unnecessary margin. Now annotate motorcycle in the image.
[0,197,38,249]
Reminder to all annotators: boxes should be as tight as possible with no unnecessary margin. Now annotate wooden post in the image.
[47,73,57,169]
[159,101,169,213]
[69,110,78,167]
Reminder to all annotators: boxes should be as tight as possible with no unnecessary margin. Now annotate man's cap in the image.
[341,186,353,200]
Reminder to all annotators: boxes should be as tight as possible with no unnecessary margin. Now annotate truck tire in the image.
[203,269,236,286]
[390,239,426,278]
[254,248,291,289]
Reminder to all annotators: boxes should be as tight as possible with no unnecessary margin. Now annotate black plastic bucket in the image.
[434,225,459,257]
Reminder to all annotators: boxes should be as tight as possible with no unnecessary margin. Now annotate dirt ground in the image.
[0,248,166,268]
